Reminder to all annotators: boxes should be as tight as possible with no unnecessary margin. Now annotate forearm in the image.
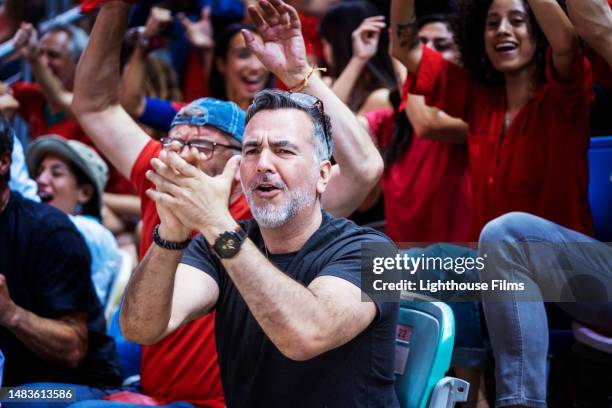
[218,240,334,360]
[73,2,131,114]
[120,46,148,118]
[104,193,142,217]
[405,95,467,143]
[120,242,181,344]
[567,0,612,67]
[29,58,73,114]
[390,0,422,74]
[5,308,87,368]
[305,74,383,216]
[330,57,368,103]
[527,0,578,56]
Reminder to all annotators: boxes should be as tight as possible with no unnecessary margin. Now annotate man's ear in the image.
[316,160,333,195]
[78,183,95,205]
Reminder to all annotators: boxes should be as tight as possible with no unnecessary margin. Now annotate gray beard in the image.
[244,185,317,229]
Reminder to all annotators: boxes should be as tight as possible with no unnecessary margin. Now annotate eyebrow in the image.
[243,140,301,151]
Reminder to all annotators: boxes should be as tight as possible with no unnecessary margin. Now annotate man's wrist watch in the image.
[153,224,191,250]
[213,225,247,259]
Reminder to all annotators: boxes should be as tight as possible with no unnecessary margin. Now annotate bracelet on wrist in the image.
[288,66,327,93]
[153,224,191,250]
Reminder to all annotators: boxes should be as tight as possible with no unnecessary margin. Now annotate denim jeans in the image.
[478,212,612,408]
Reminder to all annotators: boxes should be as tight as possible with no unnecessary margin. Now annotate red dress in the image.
[365,108,471,243]
[411,46,594,239]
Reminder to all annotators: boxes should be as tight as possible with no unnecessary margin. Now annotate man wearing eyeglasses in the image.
[73,0,385,407]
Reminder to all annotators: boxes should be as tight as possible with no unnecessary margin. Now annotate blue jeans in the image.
[479,212,612,408]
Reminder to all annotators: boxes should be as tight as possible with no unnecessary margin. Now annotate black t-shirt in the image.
[182,212,399,408]
[0,191,122,387]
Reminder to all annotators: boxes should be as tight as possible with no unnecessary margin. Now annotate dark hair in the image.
[383,90,415,167]
[65,160,101,219]
[0,115,14,184]
[246,90,333,161]
[319,1,396,111]
[456,0,548,86]
[0,115,14,157]
[209,23,272,100]
[418,13,455,30]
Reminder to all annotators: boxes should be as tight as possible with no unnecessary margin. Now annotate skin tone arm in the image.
[141,151,377,360]
[526,0,579,80]
[13,23,73,115]
[284,0,338,17]
[104,193,141,217]
[390,0,422,75]
[567,0,612,67]
[72,1,151,180]
[0,274,88,368]
[244,0,384,217]
[120,7,172,118]
[331,16,386,104]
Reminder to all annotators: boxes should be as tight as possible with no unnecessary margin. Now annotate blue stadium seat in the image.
[0,348,4,386]
[588,136,612,241]
[395,298,469,408]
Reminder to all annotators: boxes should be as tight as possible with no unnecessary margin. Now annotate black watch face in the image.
[215,232,242,258]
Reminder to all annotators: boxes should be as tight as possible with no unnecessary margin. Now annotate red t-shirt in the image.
[12,81,134,195]
[365,108,471,244]
[412,47,594,239]
[130,140,251,408]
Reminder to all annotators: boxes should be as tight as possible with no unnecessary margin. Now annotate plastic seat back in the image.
[588,136,612,241]
[108,308,141,379]
[395,300,455,408]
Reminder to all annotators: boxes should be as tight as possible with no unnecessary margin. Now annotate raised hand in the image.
[146,151,240,238]
[144,6,172,39]
[178,7,214,50]
[243,0,310,88]
[352,16,386,61]
[13,23,40,62]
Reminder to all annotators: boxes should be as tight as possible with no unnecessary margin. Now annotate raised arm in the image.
[526,0,580,80]
[390,0,422,75]
[244,0,383,217]
[331,15,386,104]
[72,1,150,180]
[13,23,73,114]
[567,0,612,67]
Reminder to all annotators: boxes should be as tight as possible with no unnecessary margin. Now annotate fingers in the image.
[162,150,201,178]
[269,0,300,29]
[146,169,183,197]
[221,155,241,184]
[247,5,267,31]
[242,28,263,56]
[259,0,280,24]
[146,188,177,207]
[150,154,183,183]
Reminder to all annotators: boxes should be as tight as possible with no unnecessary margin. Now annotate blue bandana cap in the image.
[170,97,245,144]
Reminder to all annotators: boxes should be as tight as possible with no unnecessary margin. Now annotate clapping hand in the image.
[352,16,386,61]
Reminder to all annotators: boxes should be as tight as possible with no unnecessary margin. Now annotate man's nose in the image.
[256,149,275,173]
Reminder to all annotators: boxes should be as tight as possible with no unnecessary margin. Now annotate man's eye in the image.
[278,149,294,155]
[243,149,257,156]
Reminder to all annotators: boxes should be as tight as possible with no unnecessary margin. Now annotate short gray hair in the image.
[45,24,89,62]
[245,89,333,161]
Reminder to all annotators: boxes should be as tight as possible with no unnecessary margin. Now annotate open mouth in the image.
[252,182,284,198]
[240,75,265,92]
[495,41,518,53]
[38,191,53,203]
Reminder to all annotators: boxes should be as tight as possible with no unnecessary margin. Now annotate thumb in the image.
[242,29,263,56]
[221,155,241,184]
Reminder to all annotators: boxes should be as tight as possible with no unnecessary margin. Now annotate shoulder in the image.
[18,194,78,234]
[70,215,118,247]
[319,213,394,255]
